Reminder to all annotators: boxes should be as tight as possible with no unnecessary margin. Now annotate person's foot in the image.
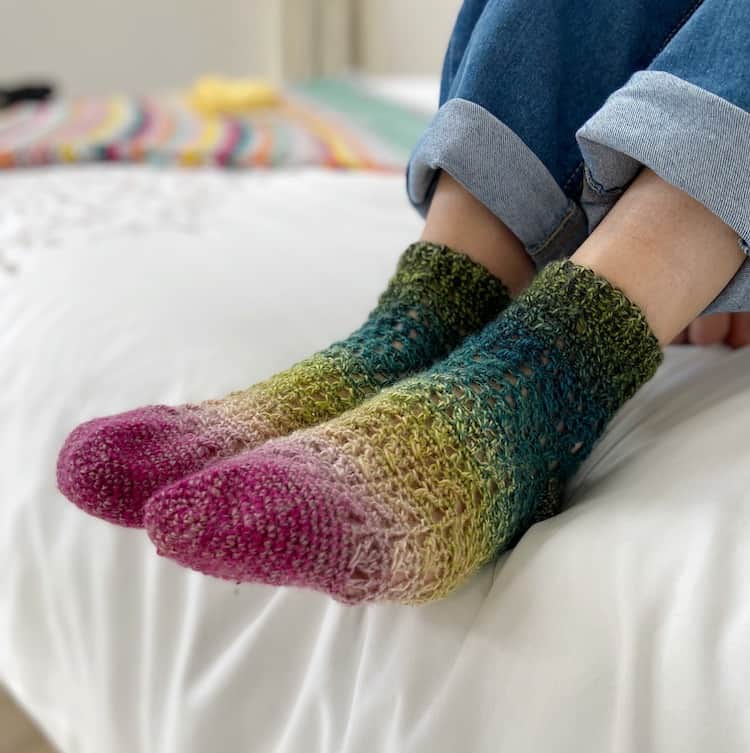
[56,242,512,527]
[144,259,662,605]
[672,312,750,347]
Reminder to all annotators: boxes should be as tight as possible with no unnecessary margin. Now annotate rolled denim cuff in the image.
[406,98,588,265]
[576,70,750,314]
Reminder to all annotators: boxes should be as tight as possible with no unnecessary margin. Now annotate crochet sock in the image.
[144,259,663,605]
[57,242,511,527]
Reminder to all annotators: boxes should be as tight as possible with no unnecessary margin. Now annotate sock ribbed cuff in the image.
[504,259,663,413]
[377,242,512,338]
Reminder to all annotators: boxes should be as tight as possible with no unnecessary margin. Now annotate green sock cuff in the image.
[377,242,512,338]
[506,259,663,412]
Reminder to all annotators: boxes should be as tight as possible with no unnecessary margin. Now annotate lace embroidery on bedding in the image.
[0,167,224,277]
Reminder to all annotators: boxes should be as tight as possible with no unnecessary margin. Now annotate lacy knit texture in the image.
[144,260,664,605]
[56,242,511,527]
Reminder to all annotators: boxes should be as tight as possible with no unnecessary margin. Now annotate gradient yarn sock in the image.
[144,259,663,605]
[57,242,511,527]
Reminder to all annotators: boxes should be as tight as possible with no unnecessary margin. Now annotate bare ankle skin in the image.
[571,167,746,346]
[420,167,749,347]
[420,171,535,298]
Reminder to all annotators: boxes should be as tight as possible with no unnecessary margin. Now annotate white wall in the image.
[0,0,272,95]
[0,0,461,94]
[353,0,462,75]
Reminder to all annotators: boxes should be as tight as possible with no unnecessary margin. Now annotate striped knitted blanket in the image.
[0,79,430,171]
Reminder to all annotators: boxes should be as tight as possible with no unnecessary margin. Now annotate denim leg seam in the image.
[562,161,584,194]
[529,202,578,256]
[649,0,706,63]
[582,162,632,197]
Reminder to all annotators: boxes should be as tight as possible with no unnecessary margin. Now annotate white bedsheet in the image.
[1,164,750,753]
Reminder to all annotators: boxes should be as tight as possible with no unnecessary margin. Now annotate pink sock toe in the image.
[144,443,390,604]
[56,405,232,527]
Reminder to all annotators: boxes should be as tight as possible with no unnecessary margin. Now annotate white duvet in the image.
[1,165,750,753]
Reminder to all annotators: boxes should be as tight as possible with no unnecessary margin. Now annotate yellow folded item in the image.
[188,76,280,115]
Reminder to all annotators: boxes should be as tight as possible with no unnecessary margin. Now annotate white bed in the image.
[2,80,750,753]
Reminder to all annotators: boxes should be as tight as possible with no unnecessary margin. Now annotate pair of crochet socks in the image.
[57,241,662,605]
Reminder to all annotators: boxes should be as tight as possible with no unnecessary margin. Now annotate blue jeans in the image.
[407,0,750,314]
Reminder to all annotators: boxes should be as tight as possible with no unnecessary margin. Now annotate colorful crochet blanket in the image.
[0,79,430,171]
